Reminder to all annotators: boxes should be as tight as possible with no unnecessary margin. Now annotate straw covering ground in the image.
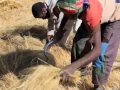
[0,0,120,90]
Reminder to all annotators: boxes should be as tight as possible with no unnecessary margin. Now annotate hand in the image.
[47,30,54,42]
[47,35,54,42]
[59,65,75,84]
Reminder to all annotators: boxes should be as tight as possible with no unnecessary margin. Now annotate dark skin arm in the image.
[60,23,101,82]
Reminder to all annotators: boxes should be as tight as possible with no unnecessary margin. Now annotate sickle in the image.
[43,40,55,60]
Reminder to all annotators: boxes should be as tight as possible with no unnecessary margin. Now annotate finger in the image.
[62,73,66,84]
[60,72,66,84]
[61,73,70,84]
[59,72,64,83]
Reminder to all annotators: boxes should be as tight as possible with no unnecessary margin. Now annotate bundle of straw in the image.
[11,65,81,90]
[0,73,19,90]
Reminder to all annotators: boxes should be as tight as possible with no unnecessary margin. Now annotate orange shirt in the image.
[81,0,103,29]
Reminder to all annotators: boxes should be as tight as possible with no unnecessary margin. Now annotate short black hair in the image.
[32,2,46,18]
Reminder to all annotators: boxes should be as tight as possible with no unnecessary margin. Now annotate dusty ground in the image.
[0,0,120,90]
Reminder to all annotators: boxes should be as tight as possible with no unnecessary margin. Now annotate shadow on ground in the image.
[0,49,56,77]
[0,25,47,41]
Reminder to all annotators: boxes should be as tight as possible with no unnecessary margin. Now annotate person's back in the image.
[98,0,120,23]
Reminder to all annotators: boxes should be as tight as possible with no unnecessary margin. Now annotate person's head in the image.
[32,2,50,19]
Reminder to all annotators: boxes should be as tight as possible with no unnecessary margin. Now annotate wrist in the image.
[68,63,79,72]
[71,61,82,70]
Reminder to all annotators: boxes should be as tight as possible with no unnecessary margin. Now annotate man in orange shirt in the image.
[56,0,120,90]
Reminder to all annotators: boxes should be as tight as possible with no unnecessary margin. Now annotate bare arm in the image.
[60,23,101,77]
[48,13,57,30]
[69,23,101,70]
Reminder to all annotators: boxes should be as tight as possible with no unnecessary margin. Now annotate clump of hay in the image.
[9,35,44,50]
[11,65,81,90]
[81,68,120,90]
[0,0,22,11]
[0,73,19,90]
[104,69,120,89]
[0,35,44,54]
[50,46,71,68]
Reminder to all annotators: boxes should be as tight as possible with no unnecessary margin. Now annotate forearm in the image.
[48,16,56,31]
[47,13,65,34]
[47,14,58,36]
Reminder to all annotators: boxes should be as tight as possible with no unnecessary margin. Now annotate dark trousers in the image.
[71,21,120,85]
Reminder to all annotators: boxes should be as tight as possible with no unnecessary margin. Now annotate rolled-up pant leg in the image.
[92,21,120,85]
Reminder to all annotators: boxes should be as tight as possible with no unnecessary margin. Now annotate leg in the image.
[92,21,120,86]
